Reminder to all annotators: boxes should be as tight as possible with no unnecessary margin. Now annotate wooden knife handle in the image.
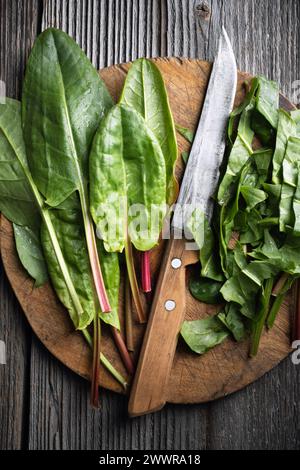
[128,236,198,417]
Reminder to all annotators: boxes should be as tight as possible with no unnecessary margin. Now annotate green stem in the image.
[250,278,273,357]
[26,172,85,319]
[257,217,279,226]
[42,208,84,316]
[268,274,294,328]
[267,293,285,329]
[124,236,146,323]
[82,329,127,390]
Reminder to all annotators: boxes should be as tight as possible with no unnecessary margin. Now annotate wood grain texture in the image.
[0,0,42,450]
[0,0,299,451]
[28,336,208,450]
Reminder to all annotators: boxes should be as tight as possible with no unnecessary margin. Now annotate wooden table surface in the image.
[0,0,299,450]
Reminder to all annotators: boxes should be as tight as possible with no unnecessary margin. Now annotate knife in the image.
[128,27,237,417]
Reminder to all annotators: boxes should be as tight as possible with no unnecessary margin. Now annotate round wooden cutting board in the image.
[0,58,295,404]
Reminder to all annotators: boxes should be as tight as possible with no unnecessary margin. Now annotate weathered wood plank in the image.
[28,337,208,450]
[203,0,300,450]
[0,0,42,450]
[207,358,300,450]
[27,0,300,450]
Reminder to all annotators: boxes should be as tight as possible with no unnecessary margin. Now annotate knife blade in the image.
[173,26,237,231]
[128,28,237,417]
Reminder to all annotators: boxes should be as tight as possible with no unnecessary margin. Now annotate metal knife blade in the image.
[173,27,237,230]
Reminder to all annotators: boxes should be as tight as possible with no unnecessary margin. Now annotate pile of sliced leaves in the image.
[0,29,177,405]
[181,76,300,357]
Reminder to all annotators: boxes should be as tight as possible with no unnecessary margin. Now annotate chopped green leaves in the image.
[279,137,300,232]
[181,316,229,355]
[255,76,279,129]
[272,109,298,184]
[185,75,300,357]
[218,303,247,342]
[217,104,254,204]
[187,208,223,281]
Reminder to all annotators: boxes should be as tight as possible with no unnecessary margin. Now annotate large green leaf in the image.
[0,99,90,326]
[22,28,114,316]
[90,104,166,252]
[120,58,178,204]
[0,99,47,284]
[0,99,39,229]
[0,98,125,386]
[22,28,113,207]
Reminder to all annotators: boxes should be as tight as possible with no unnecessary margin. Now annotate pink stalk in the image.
[125,274,134,352]
[91,317,101,407]
[141,250,152,293]
[82,208,111,313]
[111,327,134,375]
[80,195,111,407]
